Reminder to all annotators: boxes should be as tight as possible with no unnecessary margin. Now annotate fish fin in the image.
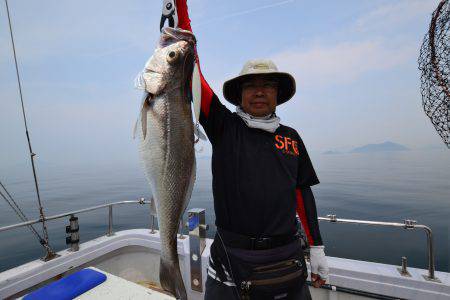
[134,70,147,90]
[191,62,201,123]
[194,122,207,141]
[132,118,138,140]
[140,106,148,140]
[160,258,187,300]
[140,94,153,140]
[134,92,151,139]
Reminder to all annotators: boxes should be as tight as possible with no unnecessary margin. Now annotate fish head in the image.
[142,28,196,96]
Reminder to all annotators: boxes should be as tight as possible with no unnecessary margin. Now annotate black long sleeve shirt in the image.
[198,76,323,246]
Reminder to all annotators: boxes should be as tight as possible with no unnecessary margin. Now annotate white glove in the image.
[309,245,329,284]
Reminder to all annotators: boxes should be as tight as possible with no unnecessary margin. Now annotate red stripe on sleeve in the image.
[174,0,214,118]
[175,0,192,32]
[199,70,214,118]
[295,188,315,246]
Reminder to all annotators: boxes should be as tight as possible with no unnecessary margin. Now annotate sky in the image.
[0,0,446,168]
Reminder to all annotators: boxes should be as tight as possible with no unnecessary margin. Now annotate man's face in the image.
[240,75,278,117]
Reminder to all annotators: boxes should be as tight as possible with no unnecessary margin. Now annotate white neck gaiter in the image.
[236,106,280,133]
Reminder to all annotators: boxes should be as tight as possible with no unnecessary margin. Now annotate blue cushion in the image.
[24,268,107,300]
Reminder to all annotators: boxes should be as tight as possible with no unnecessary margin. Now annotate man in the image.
[197,59,329,300]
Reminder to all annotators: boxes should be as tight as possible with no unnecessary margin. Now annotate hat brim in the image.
[223,72,296,106]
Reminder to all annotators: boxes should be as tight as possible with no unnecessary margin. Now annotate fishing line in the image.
[0,181,45,244]
[195,0,295,28]
[4,0,55,259]
[216,230,242,300]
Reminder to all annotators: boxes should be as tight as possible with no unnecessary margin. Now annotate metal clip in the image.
[403,219,417,229]
[251,237,271,250]
[241,281,251,291]
[326,214,337,222]
[194,123,200,144]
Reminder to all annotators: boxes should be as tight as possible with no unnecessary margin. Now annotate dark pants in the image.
[204,276,313,300]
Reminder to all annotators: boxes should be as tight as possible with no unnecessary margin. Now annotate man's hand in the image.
[309,245,329,288]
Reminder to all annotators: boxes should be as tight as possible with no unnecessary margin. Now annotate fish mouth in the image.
[159,27,196,48]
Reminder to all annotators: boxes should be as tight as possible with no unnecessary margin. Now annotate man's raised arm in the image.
[172,0,231,144]
[197,71,232,144]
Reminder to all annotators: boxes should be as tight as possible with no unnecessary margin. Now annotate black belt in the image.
[217,228,299,251]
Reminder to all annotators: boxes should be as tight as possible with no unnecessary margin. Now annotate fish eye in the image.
[166,50,180,64]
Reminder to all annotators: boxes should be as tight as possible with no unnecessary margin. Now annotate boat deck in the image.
[1,229,449,300]
[75,268,174,300]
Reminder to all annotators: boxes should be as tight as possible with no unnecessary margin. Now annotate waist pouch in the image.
[211,234,307,300]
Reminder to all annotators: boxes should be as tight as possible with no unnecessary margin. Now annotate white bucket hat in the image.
[223,59,296,106]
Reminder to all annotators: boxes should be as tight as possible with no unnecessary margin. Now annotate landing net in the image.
[418,0,450,149]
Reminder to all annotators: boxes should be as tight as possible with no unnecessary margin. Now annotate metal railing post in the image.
[179,218,185,239]
[418,225,436,281]
[65,214,79,252]
[188,208,208,292]
[398,256,411,277]
[148,197,157,234]
[107,205,113,236]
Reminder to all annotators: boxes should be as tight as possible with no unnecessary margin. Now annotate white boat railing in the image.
[0,199,438,281]
[318,214,436,281]
[0,199,151,233]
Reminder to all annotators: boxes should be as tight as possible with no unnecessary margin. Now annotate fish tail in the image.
[160,257,187,300]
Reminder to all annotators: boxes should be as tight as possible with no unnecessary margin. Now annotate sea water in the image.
[0,149,449,273]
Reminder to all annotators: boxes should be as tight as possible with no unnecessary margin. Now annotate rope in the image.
[0,181,45,244]
[4,0,55,258]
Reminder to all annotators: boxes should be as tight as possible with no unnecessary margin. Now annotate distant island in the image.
[350,141,409,153]
[323,150,341,155]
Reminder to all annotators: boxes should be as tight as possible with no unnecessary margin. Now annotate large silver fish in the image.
[136,27,196,300]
